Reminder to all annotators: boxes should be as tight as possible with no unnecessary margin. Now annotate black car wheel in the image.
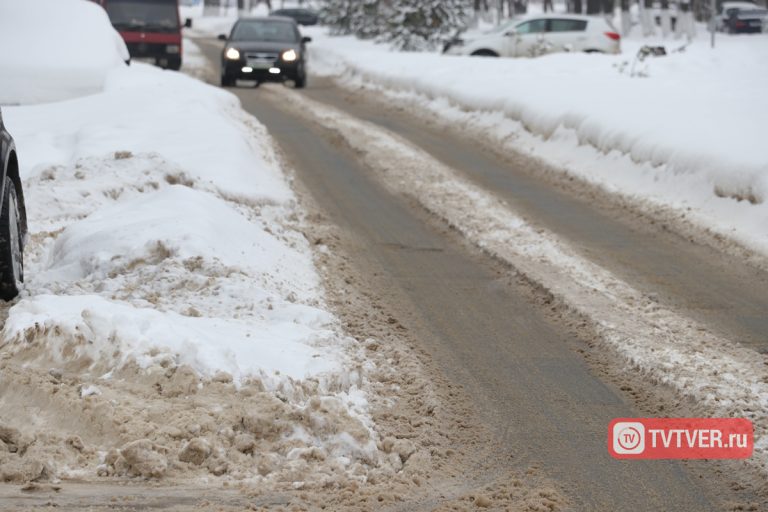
[221,72,235,87]
[0,177,23,301]
[294,64,306,89]
[167,57,182,71]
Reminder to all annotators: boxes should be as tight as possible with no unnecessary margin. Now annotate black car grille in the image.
[244,52,279,61]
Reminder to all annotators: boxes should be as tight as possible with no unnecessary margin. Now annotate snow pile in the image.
[0,0,128,104]
[307,27,768,256]
[9,183,339,383]
[10,66,290,204]
[1,57,379,482]
[3,61,345,388]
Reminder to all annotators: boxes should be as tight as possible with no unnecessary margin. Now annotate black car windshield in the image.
[106,0,179,31]
[231,20,298,42]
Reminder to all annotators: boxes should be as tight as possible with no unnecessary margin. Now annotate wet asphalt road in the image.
[194,38,764,510]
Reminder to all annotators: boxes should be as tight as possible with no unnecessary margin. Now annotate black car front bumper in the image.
[222,58,301,82]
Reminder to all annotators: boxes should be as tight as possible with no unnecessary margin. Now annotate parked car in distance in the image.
[0,109,27,301]
[717,1,757,30]
[725,6,768,33]
[444,14,620,58]
[218,17,311,88]
[91,0,188,70]
[270,8,319,26]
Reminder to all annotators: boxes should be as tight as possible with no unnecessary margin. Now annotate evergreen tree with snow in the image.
[320,0,384,39]
[319,0,355,35]
[351,0,384,39]
[382,0,471,51]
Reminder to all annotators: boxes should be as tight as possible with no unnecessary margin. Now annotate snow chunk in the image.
[42,185,311,288]
[3,293,340,383]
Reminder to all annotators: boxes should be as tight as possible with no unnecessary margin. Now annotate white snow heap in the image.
[0,0,129,105]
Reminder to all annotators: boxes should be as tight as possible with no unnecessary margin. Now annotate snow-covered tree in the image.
[321,0,471,50]
[319,0,355,35]
[352,0,385,39]
[320,0,385,38]
[382,0,471,51]
[639,0,655,36]
[660,0,672,37]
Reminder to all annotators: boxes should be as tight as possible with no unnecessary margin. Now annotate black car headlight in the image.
[281,49,298,62]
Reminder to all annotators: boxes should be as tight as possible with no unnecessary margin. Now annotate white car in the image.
[443,15,621,58]
[718,1,757,30]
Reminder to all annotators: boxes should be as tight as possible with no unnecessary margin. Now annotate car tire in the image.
[470,49,499,57]
[167,58,182,71]
[294,63,307,89]
[221,73,235,87]
[0,177,23,301]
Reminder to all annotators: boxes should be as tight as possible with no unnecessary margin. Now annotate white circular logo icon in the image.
[613,422,645,454]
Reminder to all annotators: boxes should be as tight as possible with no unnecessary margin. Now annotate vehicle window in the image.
[231,20,298,42]
[490,20,517,33]
[106,0,179,30]
[515,19,547,34]
[549,19,588,32]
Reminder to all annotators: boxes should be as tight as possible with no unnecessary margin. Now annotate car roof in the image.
[272,8,315,13]
[235,16,298,25]
[516,13,593,21]
[722,1,757,7]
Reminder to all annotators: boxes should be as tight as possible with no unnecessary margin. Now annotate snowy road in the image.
[299,79,768,352]
[190,38,766,510]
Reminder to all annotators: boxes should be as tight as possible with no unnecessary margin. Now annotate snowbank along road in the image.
[193,37,768,511]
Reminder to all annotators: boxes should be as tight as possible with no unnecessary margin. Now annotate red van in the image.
[92,0,188,70]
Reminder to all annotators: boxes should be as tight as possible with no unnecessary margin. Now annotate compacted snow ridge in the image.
[305,26,768,262]
[271,88,768,477]
[0,4,380,484]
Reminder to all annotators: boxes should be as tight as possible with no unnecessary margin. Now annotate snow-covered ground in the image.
[0,0,378,484]
[303,25,768,260]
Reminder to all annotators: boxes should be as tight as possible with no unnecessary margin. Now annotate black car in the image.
[725,7,767,33]
[0,109,27,301]
[218,17,311,88]
[270,8,319,26]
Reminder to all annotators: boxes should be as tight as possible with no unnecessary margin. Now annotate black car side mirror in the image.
[184,18,193,29]
[217,34,227,41]
[301,36,312,44]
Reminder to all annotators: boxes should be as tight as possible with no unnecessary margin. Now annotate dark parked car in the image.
[218,17,311,88]
[725,7,767,33]
[0,109,27,301]
[270,8,319,26]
